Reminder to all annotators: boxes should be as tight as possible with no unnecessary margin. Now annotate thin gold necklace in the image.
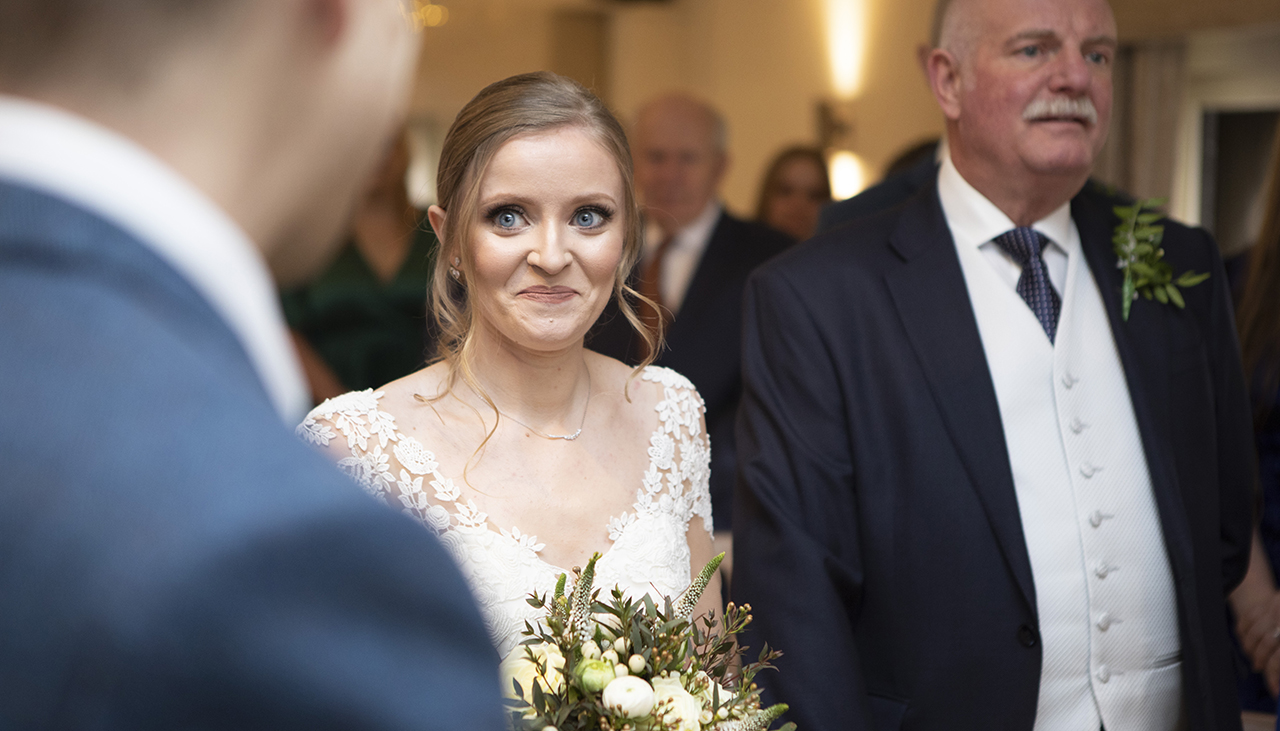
[415,369,594,442]
[495,368,591,441]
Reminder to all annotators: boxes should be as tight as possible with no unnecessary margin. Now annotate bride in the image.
[298,71,721,661]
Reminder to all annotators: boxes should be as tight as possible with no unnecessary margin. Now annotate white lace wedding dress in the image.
[296,365,714,660]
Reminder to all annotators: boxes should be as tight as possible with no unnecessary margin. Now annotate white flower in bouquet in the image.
[500,642,565,704]
[652,674,703,731]
[573,657,615,693]
[601,675,655,718]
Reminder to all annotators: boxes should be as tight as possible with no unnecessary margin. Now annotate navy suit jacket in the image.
[588,211,790,531]
[733,179,1254,730]
[0,182,505,730]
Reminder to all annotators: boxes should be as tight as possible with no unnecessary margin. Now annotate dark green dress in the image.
[282,224,438,395]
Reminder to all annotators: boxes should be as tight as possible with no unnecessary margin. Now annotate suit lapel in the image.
[883,186,1037,612]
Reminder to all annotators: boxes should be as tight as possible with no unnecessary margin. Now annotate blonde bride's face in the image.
[466,126,625,353]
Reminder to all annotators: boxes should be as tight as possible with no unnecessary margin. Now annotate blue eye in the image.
[572,207,612,229]
[490,207,526,230]
[1086,51,1109,65]
[1018,45,1042,58]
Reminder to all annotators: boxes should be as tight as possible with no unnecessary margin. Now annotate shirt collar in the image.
[936,152,1075,256]
[646,199,723,255]
[0,95,309,423]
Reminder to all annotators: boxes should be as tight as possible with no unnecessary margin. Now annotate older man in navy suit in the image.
[734,0,1255,728]
[0,1,503,729]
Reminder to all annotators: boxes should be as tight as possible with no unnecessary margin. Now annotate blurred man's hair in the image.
[0,0,244,87]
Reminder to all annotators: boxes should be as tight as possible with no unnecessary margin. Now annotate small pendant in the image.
[554,429,583,441]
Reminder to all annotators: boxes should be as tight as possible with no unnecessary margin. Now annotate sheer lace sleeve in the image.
[631,366,714,539]
[296,390,455,535]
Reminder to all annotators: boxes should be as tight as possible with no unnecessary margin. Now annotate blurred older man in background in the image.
[590,94,789,571]
[733,0,1255,728]
[0,1,503,728]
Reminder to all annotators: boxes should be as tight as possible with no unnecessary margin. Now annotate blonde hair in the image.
[427,71,659,426]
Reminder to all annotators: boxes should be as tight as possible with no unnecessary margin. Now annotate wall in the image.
[410,0,556,121]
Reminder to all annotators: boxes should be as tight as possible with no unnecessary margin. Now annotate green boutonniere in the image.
[1113,198,1209,321]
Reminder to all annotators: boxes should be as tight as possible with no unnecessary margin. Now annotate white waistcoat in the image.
[955,230,1183,731]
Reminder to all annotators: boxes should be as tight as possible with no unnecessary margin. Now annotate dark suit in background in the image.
[589,210,790,531]
[733,179,1254,730]
[0,182,504,730]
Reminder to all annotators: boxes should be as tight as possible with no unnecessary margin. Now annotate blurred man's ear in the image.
[916,43,933,75]
[712,150,730,189]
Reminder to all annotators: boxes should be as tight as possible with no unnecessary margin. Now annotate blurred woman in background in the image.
[753,146,830,242]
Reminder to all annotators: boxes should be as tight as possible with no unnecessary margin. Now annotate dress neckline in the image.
[298,365,714,573]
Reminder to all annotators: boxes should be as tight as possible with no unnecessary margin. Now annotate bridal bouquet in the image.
[501,553,793,731]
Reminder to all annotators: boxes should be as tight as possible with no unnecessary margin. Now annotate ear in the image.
[712,150,731,187]
[927,48,964,121]
[427,204,448,247]
[304,0,348,47]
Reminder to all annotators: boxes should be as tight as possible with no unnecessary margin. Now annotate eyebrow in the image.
[477,192,621,210]
[1006,29,1118,48]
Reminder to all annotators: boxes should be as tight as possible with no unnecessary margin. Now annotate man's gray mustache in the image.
[1023,97,1099,125]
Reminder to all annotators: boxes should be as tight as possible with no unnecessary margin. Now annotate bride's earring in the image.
[449,256,462,282]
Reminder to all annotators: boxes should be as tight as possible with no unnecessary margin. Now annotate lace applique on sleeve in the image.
[609,366,714,540]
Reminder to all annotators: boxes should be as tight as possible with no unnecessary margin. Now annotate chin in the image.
[1022,146,1097,180]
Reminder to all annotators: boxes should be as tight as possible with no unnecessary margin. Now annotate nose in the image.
[526,225,571,275]
[1049,47,1093,95]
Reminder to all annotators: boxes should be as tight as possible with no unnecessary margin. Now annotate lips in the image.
[519,285,577,303]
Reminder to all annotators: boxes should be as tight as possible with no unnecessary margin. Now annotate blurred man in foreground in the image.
[0,1,503,728]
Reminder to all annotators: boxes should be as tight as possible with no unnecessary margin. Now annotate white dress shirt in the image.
[643,200,722,314]
[0,95,309,423]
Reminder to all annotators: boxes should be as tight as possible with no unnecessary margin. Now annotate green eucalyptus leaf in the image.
[1177,271,1210,287]
[1166,284,1185,308]
[1153,286,1169,304]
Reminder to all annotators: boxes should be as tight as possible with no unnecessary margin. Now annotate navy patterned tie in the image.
[994,227,1061,343]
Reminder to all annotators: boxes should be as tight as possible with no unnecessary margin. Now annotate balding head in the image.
[631,94,729,231]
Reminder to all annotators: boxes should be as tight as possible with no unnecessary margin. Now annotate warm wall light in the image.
[410,1,449,29]
[829,150,867,200]
[826,0,868,99]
